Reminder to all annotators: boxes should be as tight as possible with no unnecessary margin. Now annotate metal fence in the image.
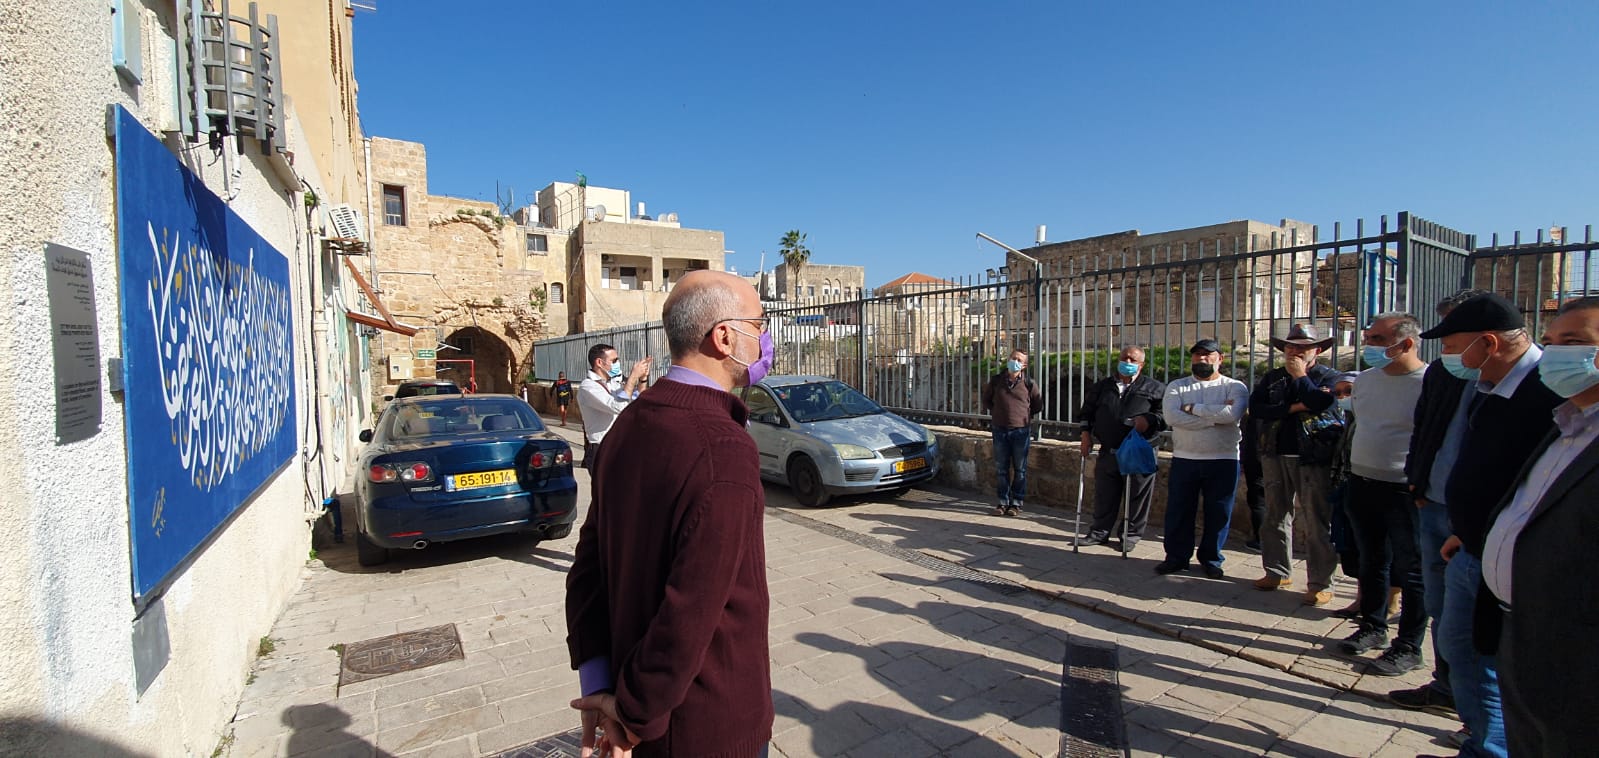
[534,212,1596,437]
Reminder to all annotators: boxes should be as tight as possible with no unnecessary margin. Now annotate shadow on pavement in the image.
[280,704,393,757]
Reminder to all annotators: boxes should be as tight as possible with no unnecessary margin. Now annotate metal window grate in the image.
[182,0,283,152]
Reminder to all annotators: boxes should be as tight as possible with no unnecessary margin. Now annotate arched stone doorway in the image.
[440,327,516,394]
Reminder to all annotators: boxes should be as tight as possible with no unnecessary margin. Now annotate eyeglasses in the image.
[704,316,769,338]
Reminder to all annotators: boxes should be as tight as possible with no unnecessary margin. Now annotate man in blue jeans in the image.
[981,349,1042,516]
[1420,293,1560,758]
[1156,340,1249,578]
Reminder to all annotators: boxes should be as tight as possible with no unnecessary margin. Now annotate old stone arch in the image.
[440,326,516,394]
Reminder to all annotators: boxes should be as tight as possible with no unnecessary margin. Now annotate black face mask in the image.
[1192,363,1216,378]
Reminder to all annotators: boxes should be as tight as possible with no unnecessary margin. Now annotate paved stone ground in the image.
[221,419,1461,757]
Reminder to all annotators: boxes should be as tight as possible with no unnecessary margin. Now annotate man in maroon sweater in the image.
[566,270,775,757]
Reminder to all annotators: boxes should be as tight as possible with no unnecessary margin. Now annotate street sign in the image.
[416,348,436,359]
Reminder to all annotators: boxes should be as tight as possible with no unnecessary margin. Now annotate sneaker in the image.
[1119,537,1141,549]
[1369,646,1424,676]
[1339,627,1389,655]
[1154,561,1187,575]
[1202,564,1226,579]
[1079,532,1111,547]
[991,505,1006,516]
[1003,505,1020,517]
[1253,575,1292,591]
[1303,590,1334,607]
[1387,685,1456,716]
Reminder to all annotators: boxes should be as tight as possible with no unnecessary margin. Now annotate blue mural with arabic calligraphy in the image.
[113,106,297,599]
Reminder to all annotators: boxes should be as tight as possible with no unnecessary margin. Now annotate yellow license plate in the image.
[895,458,926,473]
[448,468,516,491]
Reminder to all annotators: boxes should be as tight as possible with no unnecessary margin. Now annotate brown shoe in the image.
[1303,590,1334,606]
[990,505,1006,516]
[1253,575,1292,591]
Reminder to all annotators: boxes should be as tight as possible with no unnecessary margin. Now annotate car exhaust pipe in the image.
[412,540,429,550]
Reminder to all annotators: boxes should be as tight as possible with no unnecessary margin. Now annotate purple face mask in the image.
[732,327,775,386]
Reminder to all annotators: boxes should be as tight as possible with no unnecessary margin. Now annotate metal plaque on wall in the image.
[46,243,102,445]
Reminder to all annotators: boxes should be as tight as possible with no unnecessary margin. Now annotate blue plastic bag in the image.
[1116,429,1158,475]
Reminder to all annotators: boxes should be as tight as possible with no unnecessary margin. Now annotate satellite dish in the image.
[589,204,607,222]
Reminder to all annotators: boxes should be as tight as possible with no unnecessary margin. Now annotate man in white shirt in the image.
[1338,313,1429,676]
[1156,339,1249,579]
[576,342,651,478]
[1481,296,1599,756]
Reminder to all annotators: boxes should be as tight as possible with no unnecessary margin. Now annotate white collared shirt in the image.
[576,369,631,444]
[1482,400,1599,605]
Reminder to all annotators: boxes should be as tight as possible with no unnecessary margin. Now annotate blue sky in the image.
[353,1,1596,288]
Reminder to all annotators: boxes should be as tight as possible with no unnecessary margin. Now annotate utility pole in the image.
[976,232,1043,352]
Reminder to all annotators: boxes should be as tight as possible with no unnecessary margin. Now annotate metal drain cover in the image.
[486,728,583,758]
[1059,638,1127,757]
[338,623,464,687]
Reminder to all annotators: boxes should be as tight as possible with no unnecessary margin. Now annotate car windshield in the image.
[774,381,883,423]
[384,398,544,440]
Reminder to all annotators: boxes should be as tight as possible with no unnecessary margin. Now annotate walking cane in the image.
[1073,449,1090,553]
[1120,474,1132,559]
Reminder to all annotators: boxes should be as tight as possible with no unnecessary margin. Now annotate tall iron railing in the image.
[533,213,1594,437]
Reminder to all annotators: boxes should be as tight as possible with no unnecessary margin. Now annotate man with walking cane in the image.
[1078,345,1166,551]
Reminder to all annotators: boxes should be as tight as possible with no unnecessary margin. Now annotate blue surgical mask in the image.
[1336,396,1353,412]
[607,363,623,379]
[1117,361,1139,377]
[1006,359,1023,373]
[1538,344,1599,398]
[1361,345,1394,370]
[1440,336,1483,381]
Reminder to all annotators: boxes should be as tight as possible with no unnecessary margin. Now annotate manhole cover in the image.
[338,623,464,687]
[1059,638,1127,757]
[486,728,583,758]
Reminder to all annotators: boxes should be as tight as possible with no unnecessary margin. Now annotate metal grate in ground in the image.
[767,507,1029,596]
[1058,638,1128,757]
[336,623,464,688]
[485,728,583,758]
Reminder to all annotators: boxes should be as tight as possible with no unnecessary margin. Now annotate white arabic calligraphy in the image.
[146,224,293,491]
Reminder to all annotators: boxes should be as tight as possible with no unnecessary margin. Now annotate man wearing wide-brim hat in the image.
[1247,322,1343,607]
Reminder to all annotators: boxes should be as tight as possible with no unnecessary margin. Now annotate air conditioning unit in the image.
[325,204,364,241]
[601,254,615,265]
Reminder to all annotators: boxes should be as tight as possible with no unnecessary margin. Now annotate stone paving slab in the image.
[221,416,1458,757]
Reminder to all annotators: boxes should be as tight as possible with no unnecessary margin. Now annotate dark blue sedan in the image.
[352,394,578,566]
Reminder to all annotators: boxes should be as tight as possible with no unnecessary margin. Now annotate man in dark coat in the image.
[1078,345,1166,547]
[1480,296,1599,756]
[1248,323,1342,607]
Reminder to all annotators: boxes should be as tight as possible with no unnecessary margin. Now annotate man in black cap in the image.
[1421,292,1559,758]
[1248,323,1342,607]
[1156,339,1249,578]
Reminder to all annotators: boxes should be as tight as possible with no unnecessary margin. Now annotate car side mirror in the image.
[358,429,373,443]
[383,394,395,402]
[753,411,782,426]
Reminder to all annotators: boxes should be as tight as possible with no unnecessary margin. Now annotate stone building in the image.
[874,272,968,354]
[363,137,570,402]
[775,261,866,303]
[1001,219,1321,352]
[1,1,370,753]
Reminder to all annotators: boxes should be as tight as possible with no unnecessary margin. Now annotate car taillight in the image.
[368,462,434,483]
[400,462,432,482]
[529,447,572,469]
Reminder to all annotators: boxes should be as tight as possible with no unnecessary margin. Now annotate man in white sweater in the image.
[1157,340,1251,578]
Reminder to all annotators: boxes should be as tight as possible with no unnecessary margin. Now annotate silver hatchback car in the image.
[744,375,940,506]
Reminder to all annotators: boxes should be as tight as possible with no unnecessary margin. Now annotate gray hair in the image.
[1372,311,1422,341]
[664,282,744,359]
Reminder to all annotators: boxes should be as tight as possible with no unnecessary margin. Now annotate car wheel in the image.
[355,530,389,567]
[786,455,831,507]
[544,523,573,540]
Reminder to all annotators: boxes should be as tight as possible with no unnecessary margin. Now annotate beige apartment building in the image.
[775,261,867,303]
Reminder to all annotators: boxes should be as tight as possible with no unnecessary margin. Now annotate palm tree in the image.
[779,230,810,299]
